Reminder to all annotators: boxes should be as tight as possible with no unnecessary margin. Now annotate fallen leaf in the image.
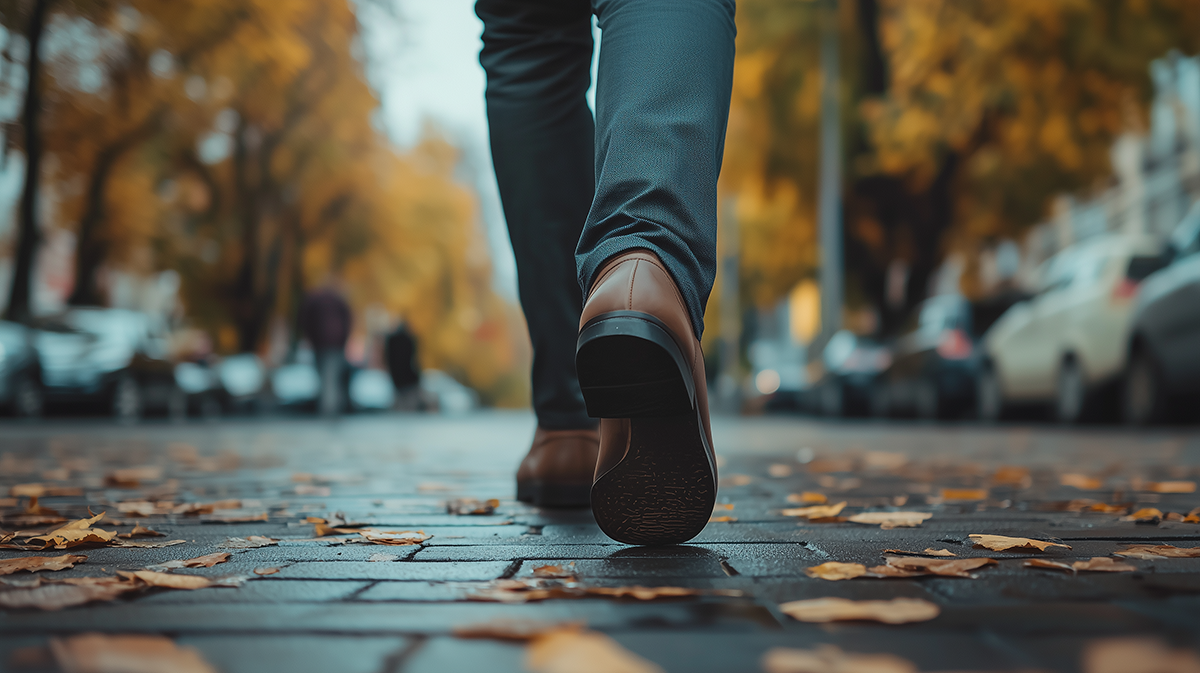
[532,563,576,579]
[468,579,738,603]
[254,567,280,576]
[787,492,828,505]
[117,570,211,590]
[151,552,231,570]
[455,620,584,642]
[940,488,988,501]
[582,586,708,600]
[367,553,400,562]
[11,484,45,498]
[779,597,940,624]
[1074,557,1137,572]
[1082,638,1200,673]
[23,513,117,550]
[1025,558,1075,572]
[708,515,737,523]
[110,539,186,549]
[1061,474,1103,490]
[104,466,165,488]
[846,512,932,529]
[173,500,241,515]
[51,633,218,673]
[882,548,956,557]
[722,474,753,487]
[0,554,86,575]
[767,464,793,478]
[1146,481,1196,494]
[358,529,431,546]
[782,502,847,520]
[870,556,996,578]
[526,629,664,673]
[217,536,277,549]
[991,466,1031,488]
[864,451,908,471]
[447,498,500,515]
[118,525,163,539]
[1121,508,1164,523]
[1115,544,1200,560]
[200,510,268,523]
[713,503,734,511]
[763,646,918,673]
[1185,507,1200,524]
[0,576,140,610]
[969,534,1071,552]
[804,562,867,581]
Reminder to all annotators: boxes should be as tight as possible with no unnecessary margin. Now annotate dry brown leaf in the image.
[940,488,988,501]
[447,498,500,515]
[117,570,211,590]
[367,553,400,562]
[200,510,268,523]
[217,536,277,549]
[173,500,241,516]
[526,629,663,673]
[1073,557,1137,572]
[1082,502,1128,514]
[116,501,171,517]
[118,525,163,539]
[722,474,754,487]
[1146,480,1196,494]
[1082,637,1200,673]
[804,562,867,581]
[713,503,734,511]
[358,529,431,546]
[110,539,186,549]
[0,576,141,610]
[1115,544,1200,560]
[104,466,165,488]
[455,620,584,642]
[254,567,280,576]
[708,515,737,523]
[1185,507,1200,524]
[787,492,828,505]
[779,597,940,624]
[152,552,231,570]
[582,586,708,600]
[468,579,738,603]
[11,484,45,498]
[1025,558,1075,572]
[532,563,576,579]
[767,464,793,477]
[864,451,908,471]
[882,548,956,557]
[846,512,932,529]
[23,512,117,550]
[871,556,996,578]
[1121,508,1164,522]
[51,633,218,673]
[782,502,847,520]
[0,554,86,575]
[1061,474,1103,490]
[969,534,1071,552]
[991,466,1031,488]
[762,646,918,673]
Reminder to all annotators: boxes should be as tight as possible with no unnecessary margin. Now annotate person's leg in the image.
[578,0,736,338]
[477,0,596,431]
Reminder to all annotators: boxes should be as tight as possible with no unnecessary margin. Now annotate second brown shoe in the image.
[576,250,717,545]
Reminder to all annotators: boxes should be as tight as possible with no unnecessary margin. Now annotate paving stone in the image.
[403,636,525,673]
[133,580,370,604]
[272,560,512,581]
[179,635,409,673]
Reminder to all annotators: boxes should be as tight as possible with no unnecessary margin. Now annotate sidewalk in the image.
[0,413,1198,673]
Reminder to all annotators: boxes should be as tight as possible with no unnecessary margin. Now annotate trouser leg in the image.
[577,0,737,338]
[477,0,596,430]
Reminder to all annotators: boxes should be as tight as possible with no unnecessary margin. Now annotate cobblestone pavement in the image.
[1,412,1199,672]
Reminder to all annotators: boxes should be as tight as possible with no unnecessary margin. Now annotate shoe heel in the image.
[576,312,695,418]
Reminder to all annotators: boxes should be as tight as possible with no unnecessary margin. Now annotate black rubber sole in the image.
[576,312,716,546]
[516,480,591,508]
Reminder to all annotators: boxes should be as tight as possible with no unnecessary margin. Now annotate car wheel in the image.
[819,382,844,418]
[1055,359,1088,424]
[977,366,1004,423]
[915,380,940,421]
[112,375,143,424]
[1123,349,1165,426]
[12,373,44,418]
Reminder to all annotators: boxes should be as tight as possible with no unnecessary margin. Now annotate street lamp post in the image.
[816,0,843,350]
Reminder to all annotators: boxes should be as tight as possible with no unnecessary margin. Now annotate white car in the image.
[978,233,1165,423]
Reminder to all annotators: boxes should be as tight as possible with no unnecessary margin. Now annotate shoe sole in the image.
[516,480,591,508]
[576,311,716,545]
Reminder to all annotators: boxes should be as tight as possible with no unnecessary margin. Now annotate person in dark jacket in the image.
[299,283,352,416]
[385,320,421,410]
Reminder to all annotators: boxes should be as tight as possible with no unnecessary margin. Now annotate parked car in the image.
[872,294,980,419]
[1122,204,1200,424]
[978,233,1165,423]
[811,330,891,417]
[35,308,182,421]
[0,320,44,417]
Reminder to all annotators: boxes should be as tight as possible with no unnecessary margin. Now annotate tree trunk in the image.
[66,146,120,306]
[5,0,50,322]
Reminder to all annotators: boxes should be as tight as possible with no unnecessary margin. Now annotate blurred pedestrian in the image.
[385,320,422,411]
[478,0,734,544]
[299,280,352,416]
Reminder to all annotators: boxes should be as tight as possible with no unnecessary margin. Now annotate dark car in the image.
[1122,204,1200,424]
[811,330,892,417]
[0,320,44,417]
[35,308,182,421]
[872,294,979,419]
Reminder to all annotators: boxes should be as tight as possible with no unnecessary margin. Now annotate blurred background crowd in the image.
[0,0,1198,425]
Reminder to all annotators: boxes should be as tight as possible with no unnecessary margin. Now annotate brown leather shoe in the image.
[576,250,717,545]
[516,426,600,508]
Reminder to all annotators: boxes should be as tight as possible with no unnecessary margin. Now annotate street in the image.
[0,413,1198,672]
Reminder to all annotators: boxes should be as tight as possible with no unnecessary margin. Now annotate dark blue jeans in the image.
[477,0,736,430]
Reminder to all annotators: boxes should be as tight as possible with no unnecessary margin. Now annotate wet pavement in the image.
[1,412,1199,672]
